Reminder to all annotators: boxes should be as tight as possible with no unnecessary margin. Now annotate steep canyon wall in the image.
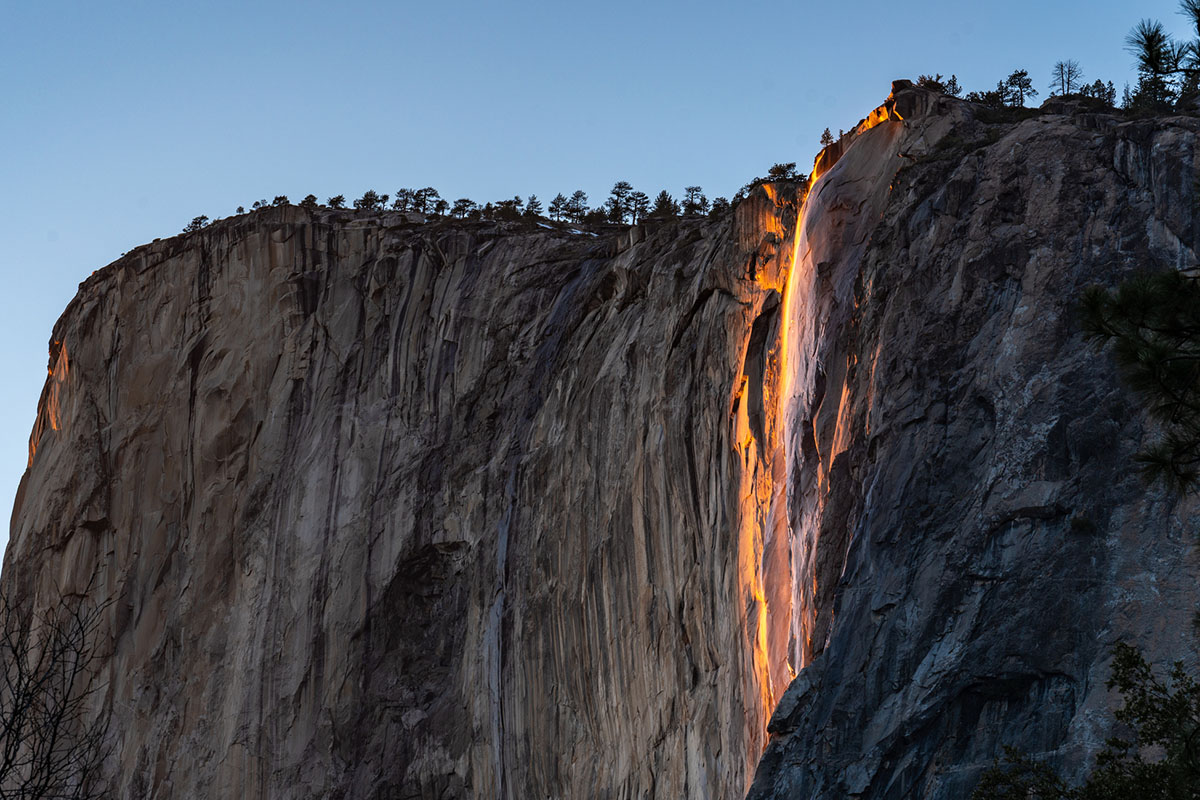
[7,83,1200,800]
[6,181,799,797]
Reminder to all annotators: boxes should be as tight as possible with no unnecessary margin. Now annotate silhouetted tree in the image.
[605,181,634,223]
[494,196,523,221]
[650,190,679,218]
[393,188,415,212]
[0,581,111,799]
[629,191,650,224]
[917,73,961,96]
[354,190,384,211]
[413,187,440,214]
[548,193,568,221]
[272,195,289,207]
[1004,69,1037,107]
[235,206,245,214]
[1050,59,1085,95]
[820,127,835,147]
[184,215,209,232]
[1080,79,1118,106]
[1127,19,1180,110]
[682,186,708,216]
[709,197,730,217]
[582,208,608,224]
[326,195,346,209]
[451,198,477,219]
[251,200,267,210]
[565,190,589,223]
[965,86,1008,108]
[768,162,798,180]
[300,194,318,210]
[523,195,543,219]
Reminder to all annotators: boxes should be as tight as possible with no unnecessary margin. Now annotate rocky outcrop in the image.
[7,82,1200,800]
[6,187,799,797]
[752,91,1200,797]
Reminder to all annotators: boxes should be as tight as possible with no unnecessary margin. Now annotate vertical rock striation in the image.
[753,87,1200,797]
[8,81,1200,800]
[7,189,799,797]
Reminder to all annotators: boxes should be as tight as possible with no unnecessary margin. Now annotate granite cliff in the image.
[6,83,1200,798]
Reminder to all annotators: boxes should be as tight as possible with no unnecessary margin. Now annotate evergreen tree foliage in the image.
[917,73,962,96]
[628,191,650,224]
[494,196,523,221]
[565,190,589,223]
[393,188,415,212]
[326,195,346,209]
[1081,271,1200,492]
[681,186,708,216]
[523,195,543,219]
[972,643,1200,799]
[605,181,634,223]
[650,190,679,218]
[548,193,568,221]
[354,190,384,211]
[412,187,440,214]
[300,194,319,210]
[184,215,209,232]
[768,162,798,180]
[1005,69,1038,107]
[1126,18,1182,110]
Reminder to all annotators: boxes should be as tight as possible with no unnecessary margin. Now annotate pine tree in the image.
[628,191,650,224]
[451,198,478,219]
[1004,69,1037,107]
[327,195,346,209]
[820,127,835,147]
[393,188,415,212]
[523,195,543,219]
[606,181,634,223]
[412,187,440,214]
[650,190,679,218]
[1081,270,1200,491]
[566,190,589,223]
[1126,19,1180,110]
[681,186,708,216]
[548,193,568,221]
[768,162,798,180]
[354,190,384,211]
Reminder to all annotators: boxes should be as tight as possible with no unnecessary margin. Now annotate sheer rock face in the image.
[6,191,799,798]
[8,85,1200,800]
[752,100,1200,796]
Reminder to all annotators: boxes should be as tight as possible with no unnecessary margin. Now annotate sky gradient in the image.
[1,0,1193,547]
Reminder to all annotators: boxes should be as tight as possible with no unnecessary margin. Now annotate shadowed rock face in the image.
[6,188,800,798]
[752,93,1200,797]
[7,84,1200,800]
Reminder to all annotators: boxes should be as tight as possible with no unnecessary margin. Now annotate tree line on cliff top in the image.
[182,162,807,235]
[185,2,1200,238]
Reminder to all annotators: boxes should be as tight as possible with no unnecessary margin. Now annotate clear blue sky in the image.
[0,0,1190,546]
